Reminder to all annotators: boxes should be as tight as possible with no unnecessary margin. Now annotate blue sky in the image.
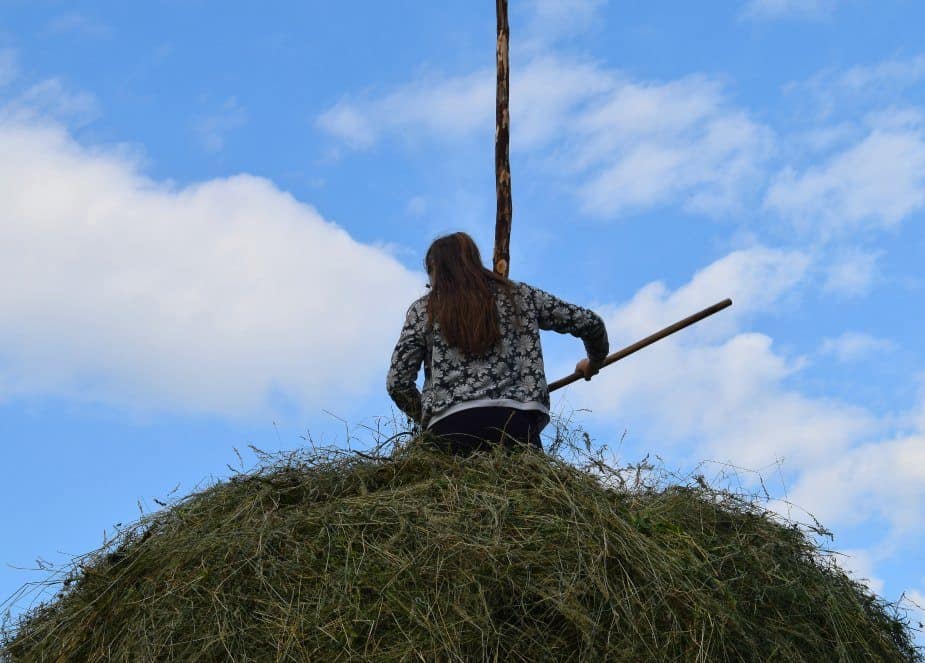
[1,0,923,638]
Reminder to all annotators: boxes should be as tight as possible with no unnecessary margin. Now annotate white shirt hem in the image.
[426,399,549,429]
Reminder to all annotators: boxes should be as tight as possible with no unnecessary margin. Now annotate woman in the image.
[387,232,609,454]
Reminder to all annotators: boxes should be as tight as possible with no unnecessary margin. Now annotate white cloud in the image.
[835,548,886,595]
[560,246,925,543]
[795,123,859,154]
[742,0,837,21]
[316,101,378,149]
[316,68,495,149]
[600,246,810,341]
[1,78,100,127]
[573,247,876,471]
[865,107,925,132]
[765,125,925,234]
[772,60,925,241]
[0,48,17,87]
[784,56,925,124]
[0,116,424,417]
[509,55,615,150]
[912,384,925,434]
[406,196,428,217]
[810,56,925,102]
[194,96,248,153]
[820,332,894,363]
[569,76,774,216]
[583,328,872,469]
[318,58,771,219]
[315,55,614,153]
[788,433,925,532]
[838,55,925,94]
[822,247,881,296]
[372,239,416,261]
[522,0,608,47]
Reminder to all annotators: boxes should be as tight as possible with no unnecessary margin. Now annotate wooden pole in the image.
[548,299,734,392]
[493,0,512,278]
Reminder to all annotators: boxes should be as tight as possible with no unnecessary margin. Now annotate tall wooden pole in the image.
[493,0,512,278]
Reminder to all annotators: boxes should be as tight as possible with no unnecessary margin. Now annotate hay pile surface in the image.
[2,439,921,662]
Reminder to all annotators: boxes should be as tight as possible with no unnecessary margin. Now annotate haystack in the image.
[2,435,921,661]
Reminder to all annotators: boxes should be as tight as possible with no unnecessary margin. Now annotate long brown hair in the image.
[424,232,514,356]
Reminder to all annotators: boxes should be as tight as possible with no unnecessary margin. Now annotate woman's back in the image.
[387,280,608,430]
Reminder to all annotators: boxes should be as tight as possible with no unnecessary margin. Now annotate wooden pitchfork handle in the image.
[548,298,733,392]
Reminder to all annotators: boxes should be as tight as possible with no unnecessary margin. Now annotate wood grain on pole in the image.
[548,299,734,392]
[493,0,512,278]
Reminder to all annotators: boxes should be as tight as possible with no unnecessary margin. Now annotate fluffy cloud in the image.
[317,101,381,149]
[822,247,881,296]
[316,69,495,149]
[820,331,894,363]
[597,246,810,341]
[792,55,925,112]
[572,247,877,470]
[318,56,771,219]
[318,46,925,237]
[1,78,100,127]
[509,55,615,150]
[584,328,874,469]
[194,96,249,154]
[560,245,925,543]
[765,121,925,235]
[0,116,423,417]
[316,55,613,153]
[522,0,609,47]
[568,76,774,216]
[320,0,611,144]
[837,55,925,94]
[543,246,918,524]
[788,433,925,532]
[835,548,886,595]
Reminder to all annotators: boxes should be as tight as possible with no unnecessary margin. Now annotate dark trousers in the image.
[427,407,545,455]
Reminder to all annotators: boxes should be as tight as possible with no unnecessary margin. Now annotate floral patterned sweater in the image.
[386,281,609,429]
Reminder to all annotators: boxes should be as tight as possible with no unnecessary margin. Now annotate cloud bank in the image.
[0,117,424,418]
[317,56,772,219]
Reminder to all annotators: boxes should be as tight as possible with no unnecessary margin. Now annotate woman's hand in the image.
[575,358,601,381]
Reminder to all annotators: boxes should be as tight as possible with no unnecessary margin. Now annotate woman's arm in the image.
[386,300,426,423]
[532,286,609,368]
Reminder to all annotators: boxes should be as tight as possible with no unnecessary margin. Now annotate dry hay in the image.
[2,433,921,662]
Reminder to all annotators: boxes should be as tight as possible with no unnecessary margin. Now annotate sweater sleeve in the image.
[386,299,426,423]
[532,286,609,366]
